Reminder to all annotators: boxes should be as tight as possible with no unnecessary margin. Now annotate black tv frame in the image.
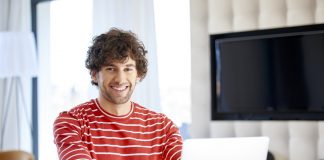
[210,24,324,120]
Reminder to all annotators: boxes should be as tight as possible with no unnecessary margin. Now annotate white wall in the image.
[190,0,210,138]
[190,0,324,160]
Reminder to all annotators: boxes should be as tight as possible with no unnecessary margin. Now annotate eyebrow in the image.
[125,64,136,67]
[105,63,136,67]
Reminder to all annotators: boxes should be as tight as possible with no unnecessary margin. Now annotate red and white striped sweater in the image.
[53,99,183,160]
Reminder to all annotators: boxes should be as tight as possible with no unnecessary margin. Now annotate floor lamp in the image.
[0,31,37,150]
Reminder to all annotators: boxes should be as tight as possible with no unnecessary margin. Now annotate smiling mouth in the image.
[111,85,129,92]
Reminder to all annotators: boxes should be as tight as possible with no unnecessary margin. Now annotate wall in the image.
[190,0,324,160]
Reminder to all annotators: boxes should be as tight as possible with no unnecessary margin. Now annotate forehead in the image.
[106,57,136,66]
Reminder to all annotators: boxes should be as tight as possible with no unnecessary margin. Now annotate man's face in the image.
[93,57,140,105]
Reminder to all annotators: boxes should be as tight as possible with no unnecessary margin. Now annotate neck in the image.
[97,97,132,116]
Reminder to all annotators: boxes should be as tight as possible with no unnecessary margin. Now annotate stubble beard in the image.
[102,84,135,104]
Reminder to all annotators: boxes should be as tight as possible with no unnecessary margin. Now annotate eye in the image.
[105,67,115,71]
[124,67,134,72]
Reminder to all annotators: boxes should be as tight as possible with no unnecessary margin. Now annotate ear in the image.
[136,77,141,83]
[91,71,98,83]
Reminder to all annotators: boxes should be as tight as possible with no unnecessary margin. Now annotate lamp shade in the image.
[0,32,38,78]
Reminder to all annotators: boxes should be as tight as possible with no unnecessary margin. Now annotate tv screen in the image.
[210,24,324,120]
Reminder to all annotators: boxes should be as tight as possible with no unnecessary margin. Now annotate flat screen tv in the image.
[210,24,324,120]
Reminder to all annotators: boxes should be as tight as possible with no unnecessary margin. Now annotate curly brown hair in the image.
[85,28,148,86]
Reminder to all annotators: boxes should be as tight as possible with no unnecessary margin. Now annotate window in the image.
[37,1,191,159]
[153,0,191,138]
[37,1,93,159]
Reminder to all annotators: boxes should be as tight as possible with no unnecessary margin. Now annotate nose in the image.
[114,70,126,84]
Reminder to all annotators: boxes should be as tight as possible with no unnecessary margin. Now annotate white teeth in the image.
[112,86,127,91]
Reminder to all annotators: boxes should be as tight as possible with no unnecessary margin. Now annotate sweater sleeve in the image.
[53,111,92,160]
[162,117,183,160]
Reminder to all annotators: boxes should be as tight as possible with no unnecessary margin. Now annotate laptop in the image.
[181,136,270,160]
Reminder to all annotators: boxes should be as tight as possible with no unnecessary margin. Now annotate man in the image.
[53,28,183,160]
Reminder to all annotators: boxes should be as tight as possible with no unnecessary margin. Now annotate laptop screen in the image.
[182,136,270,160]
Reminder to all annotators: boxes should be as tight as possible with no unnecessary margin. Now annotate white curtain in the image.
[0,0,34,152]
[93,0,161,112]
